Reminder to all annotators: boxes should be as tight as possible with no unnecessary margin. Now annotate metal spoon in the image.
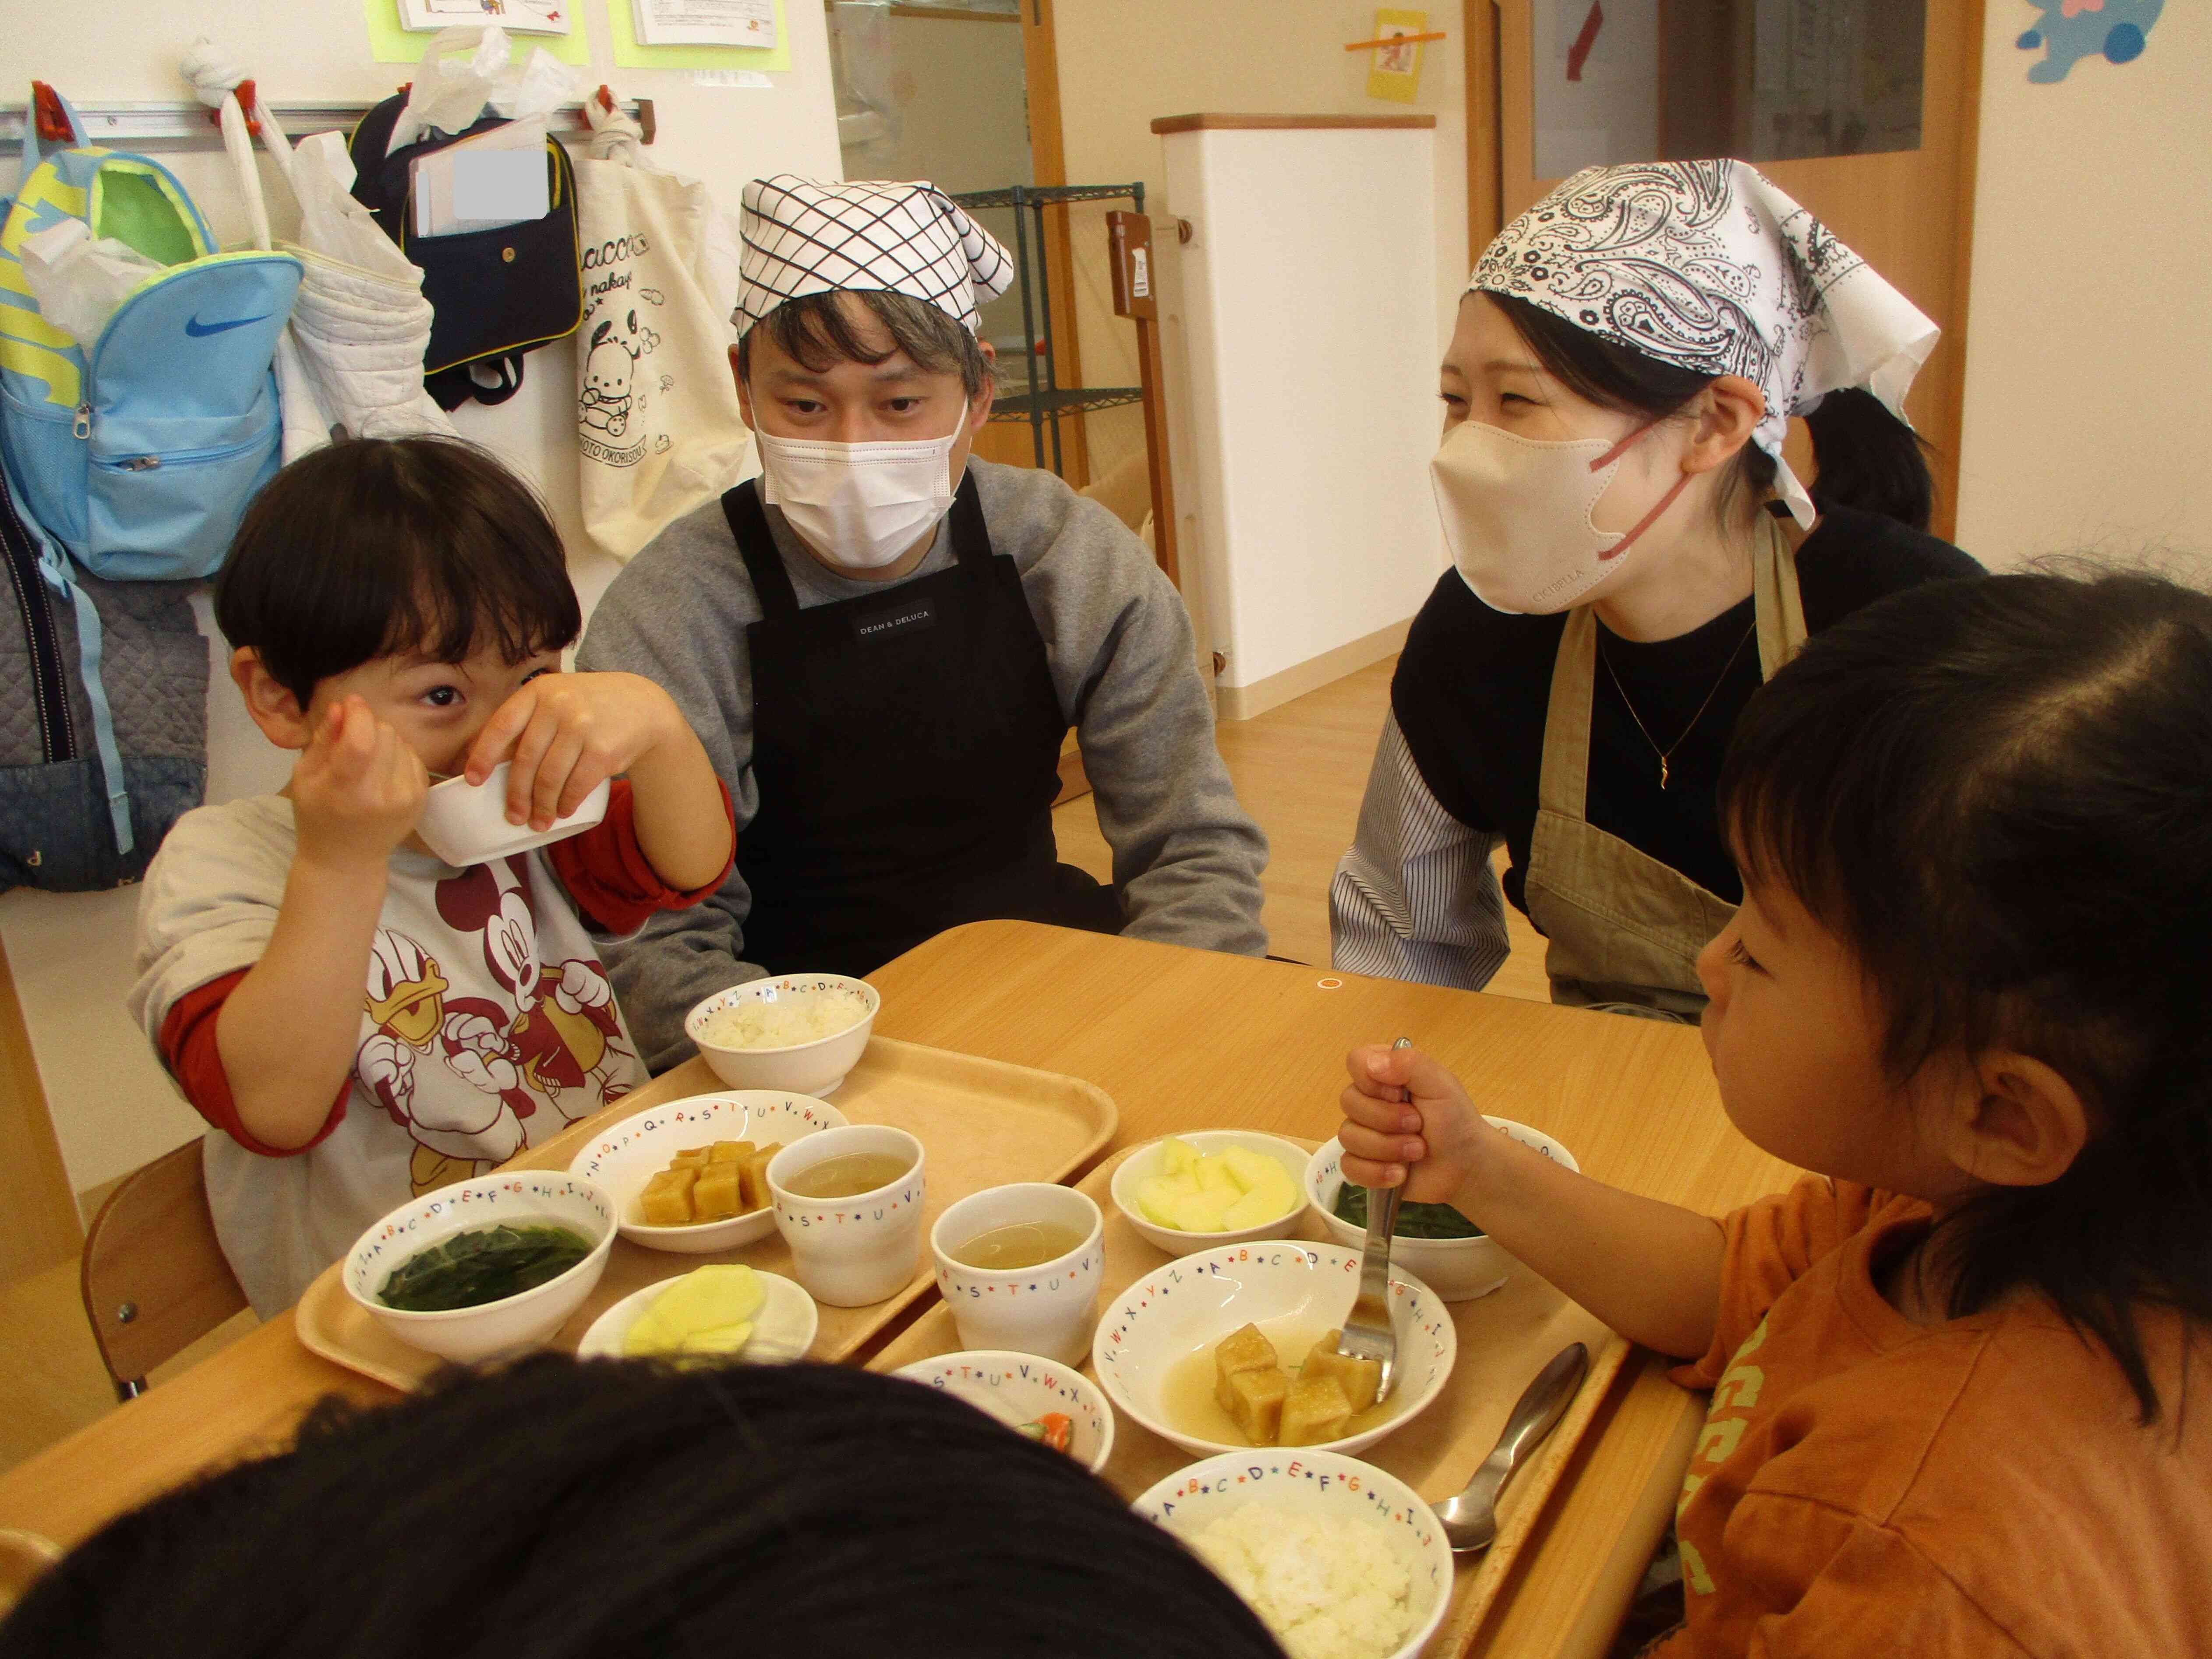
[1333,1037,1415,1400]
[1432,1342,1590,1553]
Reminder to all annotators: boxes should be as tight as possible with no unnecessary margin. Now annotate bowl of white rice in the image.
[685,974,879,1095]
[1134,1449,1452,1659]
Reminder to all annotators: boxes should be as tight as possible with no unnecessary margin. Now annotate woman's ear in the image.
[1681,374,1767,477]
[231,648,315,752]
[1936,1051,2091,1190]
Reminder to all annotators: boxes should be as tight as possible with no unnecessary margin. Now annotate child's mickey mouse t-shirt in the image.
[1659,1177,2211,1656]
[129,783,723,1316]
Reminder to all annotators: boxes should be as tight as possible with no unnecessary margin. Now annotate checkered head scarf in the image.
[1470,160,1937,526]
[733,175,1015,340]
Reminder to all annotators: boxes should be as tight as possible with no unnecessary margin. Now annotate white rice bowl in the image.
[1134,1449,1451,1659]
[698,997,859,1049]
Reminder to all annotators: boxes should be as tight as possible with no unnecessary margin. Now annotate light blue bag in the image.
[0,85,299,855]
[0,87,300,579]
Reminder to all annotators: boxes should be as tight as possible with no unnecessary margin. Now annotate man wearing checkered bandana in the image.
[579,177,1268,1067]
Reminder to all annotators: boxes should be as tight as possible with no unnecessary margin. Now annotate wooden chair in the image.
[80,1140,248,1400]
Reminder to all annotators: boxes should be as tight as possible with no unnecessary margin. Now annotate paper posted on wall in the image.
[631,0,776,49]
[397,0,573,35]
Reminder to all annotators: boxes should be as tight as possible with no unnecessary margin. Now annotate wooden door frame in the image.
[1464,1,1986,540]
[1015,0,1091,487]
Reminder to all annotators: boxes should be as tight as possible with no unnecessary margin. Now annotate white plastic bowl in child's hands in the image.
[415,762,611,867]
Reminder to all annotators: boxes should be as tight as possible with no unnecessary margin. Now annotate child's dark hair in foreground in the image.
[213,435,581,706]
[1720,568,2212,1423]
[0,1359,1285,1659]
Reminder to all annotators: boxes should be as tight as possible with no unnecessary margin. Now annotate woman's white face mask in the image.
[1428,418,1689,614]
[756,399,968,570]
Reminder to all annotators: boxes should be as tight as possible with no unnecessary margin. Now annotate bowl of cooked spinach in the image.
[1304,1120,1579,1302]
[343,1173,617,1362]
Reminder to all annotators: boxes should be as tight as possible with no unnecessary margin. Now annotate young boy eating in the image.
[130,437,735,1315]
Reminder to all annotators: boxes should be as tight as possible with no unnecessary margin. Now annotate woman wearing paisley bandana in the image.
[1331,160,1980,1020]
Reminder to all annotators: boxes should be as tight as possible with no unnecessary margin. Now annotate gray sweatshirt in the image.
[579,459,1269,1069]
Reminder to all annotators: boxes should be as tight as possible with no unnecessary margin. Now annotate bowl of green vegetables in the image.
[343,1172,618,1363]
[1304,1119,1579,1302]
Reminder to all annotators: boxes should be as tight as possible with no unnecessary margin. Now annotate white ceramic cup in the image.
[767,1126,927,1307]
[930,1183,1103,1364]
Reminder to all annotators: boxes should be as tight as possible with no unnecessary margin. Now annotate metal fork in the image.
[1334,1037,1413,1400]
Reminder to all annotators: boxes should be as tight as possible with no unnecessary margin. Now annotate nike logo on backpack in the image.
[183,314,270,337]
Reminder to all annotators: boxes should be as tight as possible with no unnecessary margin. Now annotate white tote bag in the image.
[572,97,753,561]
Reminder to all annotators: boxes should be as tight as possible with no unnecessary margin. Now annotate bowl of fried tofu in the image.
[1090,1241,1456,1461]
[566,1091,848,1253]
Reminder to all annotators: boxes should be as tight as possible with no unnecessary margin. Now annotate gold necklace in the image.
[1597,620,1757,790]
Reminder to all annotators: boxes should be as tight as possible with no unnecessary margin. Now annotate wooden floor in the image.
[1052,655,1551,1001]
[0,654,1550,1479]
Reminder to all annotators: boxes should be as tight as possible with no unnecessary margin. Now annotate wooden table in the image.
[0,922,1792,1656]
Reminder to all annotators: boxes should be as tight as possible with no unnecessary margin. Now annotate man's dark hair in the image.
[0,1356,1288,1659]
[737,289,993,399]
[213,436,581,709]
[1721,568,2212,1425]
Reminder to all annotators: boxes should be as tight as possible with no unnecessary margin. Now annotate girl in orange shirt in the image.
[1340,568,2212,1655]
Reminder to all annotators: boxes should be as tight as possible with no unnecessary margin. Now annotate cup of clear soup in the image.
[931,1183,1103,1364]
[767,1126,926,1306]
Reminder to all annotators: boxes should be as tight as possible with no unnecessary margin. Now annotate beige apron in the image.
[1523,512,1809,1021]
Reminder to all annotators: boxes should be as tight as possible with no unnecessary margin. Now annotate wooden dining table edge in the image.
[1463,1351,1707,1659]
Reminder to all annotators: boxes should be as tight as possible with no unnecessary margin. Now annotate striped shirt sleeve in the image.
[1328,711,1512,989]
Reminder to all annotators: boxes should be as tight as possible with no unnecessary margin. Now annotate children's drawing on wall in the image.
[2017,0,2164,82]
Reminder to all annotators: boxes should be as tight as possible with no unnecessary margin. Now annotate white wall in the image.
[0,0,841,1196]
[1955,4,2212,572]
[1054,0,1470,494]
[1166,124,1443,699]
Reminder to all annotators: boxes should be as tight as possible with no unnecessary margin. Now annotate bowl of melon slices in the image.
[1108,1131,1311,1258]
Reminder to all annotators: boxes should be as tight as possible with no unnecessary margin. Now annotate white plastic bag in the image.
[572,96,752,560]
[387,26,579,154]
[18,221,164,346]
[182,42,460,461]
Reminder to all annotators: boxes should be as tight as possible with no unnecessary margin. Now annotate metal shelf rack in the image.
[951,180,1143,474]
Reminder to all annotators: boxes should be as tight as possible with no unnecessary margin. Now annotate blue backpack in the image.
[0,85,298,861]
[0,85,299,580]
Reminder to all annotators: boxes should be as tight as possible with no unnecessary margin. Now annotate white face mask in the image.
[756,399,968,570]
[1428,418,1689,614]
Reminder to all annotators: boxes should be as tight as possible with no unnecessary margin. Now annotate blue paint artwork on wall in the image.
[2017,0,2165,83]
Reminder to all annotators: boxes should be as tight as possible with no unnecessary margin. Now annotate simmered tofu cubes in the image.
[1279,1376,1354,1447]
[1301,1330,1383,1413]
[1135,1138,1302,1233]
[1214,1322,1293,1443]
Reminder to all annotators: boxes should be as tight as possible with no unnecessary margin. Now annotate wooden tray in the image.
[867,1140,1630,1659]
[297,1038,1117,1390]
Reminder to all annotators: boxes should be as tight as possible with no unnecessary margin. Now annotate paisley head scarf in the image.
[733,175,1014,340]
[1469,160,1936,526]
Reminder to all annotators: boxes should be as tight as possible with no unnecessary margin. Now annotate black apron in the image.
[724,474,1122,978]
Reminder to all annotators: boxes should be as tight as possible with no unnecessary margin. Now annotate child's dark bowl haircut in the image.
[214,437,581,709]
[1719,569,2212,1423]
